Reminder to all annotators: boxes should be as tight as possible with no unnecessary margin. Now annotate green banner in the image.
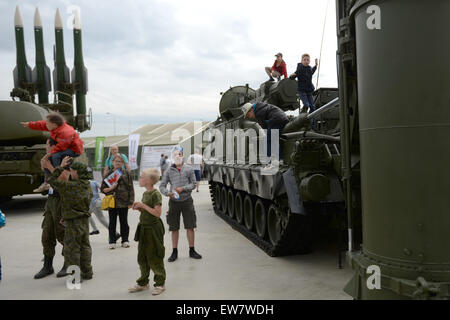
[94,137,105,170]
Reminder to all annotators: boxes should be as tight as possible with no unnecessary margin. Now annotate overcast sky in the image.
[0,0,338,137]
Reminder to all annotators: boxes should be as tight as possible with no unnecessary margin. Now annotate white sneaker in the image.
[109,243,116,249]
[128,284,149,293]
[122,242,130,248]
[152,286,165,295]
[33,182,50,193]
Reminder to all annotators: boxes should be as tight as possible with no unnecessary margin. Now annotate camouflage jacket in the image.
[101,170,135,208]
[48,167,92,220]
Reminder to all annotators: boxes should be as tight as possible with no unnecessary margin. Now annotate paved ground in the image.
[0,181,352,299]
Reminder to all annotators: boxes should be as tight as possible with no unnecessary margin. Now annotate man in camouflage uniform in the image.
[34,139,67,279]
[45,155,94,280]
[34,189,68,279]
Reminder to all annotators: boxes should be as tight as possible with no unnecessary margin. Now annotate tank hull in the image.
[0,145,47,197]
[0,145,88,199]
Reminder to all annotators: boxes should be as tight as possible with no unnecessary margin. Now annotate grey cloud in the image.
[0,0,180,59]
[80,0,180,55]
[1,0,338,126]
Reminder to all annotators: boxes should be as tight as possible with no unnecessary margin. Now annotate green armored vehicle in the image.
[0,7,90,202]
[204,78,346,257]
[206,0,450,300]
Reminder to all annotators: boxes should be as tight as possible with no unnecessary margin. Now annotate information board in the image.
[140,145,175,175]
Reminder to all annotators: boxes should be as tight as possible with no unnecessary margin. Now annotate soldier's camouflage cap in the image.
[70,162,93,180]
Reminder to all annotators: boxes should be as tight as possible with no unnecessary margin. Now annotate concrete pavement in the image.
[0,181,352,299]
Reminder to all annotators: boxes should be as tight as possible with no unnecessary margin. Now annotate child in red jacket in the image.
[265,52,288,81]
[20,113,84,192]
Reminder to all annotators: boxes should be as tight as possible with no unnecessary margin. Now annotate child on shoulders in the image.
[21,113,83,192]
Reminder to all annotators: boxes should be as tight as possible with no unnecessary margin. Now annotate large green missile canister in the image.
[344,0,450,299]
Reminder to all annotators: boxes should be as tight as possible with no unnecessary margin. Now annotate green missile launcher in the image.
[0,6,91,201]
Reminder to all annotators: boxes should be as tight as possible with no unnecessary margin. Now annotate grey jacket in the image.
[253,102,289,129]
[159,164,196,202]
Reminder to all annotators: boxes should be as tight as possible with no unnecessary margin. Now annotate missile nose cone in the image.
[14,6,24,28]
[55,8,63,29]
[73,9,81,30]
[34,7,43,28]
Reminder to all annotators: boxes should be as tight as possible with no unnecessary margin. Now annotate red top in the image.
[28,120,84,155]
[271,60,288,79]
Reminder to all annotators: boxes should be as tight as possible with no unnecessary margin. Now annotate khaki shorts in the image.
[166,197,197,231]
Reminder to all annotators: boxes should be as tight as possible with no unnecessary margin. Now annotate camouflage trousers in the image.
[136,225,166,287]
[64,217,93,278]
[42,195,65,258]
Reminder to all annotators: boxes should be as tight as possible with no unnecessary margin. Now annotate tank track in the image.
[209,181,313,257]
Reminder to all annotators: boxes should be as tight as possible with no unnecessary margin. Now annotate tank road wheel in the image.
[243,195,254,231]
[267,204,313,255]
[254,199,267,239]
[267,204,282,245]
[235,192,244,224]
[220,186,228,214]
[227,189,235,218]
[214,184,222,212]
[209,182,216,209]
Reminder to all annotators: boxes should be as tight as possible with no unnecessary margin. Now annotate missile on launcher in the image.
[12,6,33,99]
[32,8,51,104]
[71,9,89,131]
[53,8,72,107]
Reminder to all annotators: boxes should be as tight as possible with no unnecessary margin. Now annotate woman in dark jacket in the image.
[101,154,135,249]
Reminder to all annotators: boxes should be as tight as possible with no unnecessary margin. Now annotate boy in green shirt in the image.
[129,168,166,295]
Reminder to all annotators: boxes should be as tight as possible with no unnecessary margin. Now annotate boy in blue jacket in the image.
[290,54,319,113]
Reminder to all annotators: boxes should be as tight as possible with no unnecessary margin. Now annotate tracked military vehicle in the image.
[204,78,346,257]
[0,7,90,202]
[206,0,450,299]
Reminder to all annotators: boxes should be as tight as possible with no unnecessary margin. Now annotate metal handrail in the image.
[307,97,339,120]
